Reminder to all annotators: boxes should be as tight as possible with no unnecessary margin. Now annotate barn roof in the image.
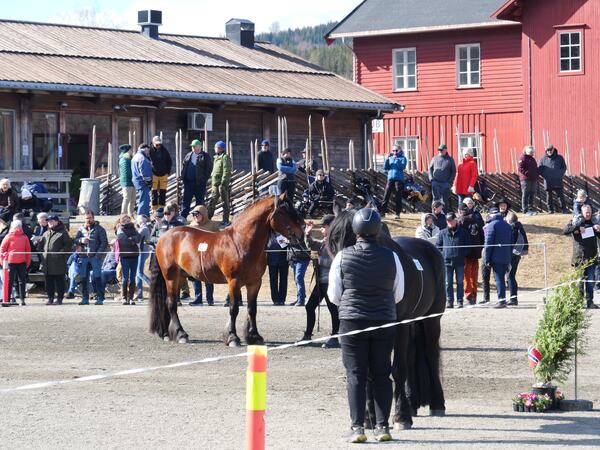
[326,0,518,40]
[0,19,400,112]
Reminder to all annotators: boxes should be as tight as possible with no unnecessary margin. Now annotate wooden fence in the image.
[98,170,600,216]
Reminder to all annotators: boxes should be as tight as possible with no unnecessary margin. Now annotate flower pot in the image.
[524,405,531,412]
[512,403,519,411]
[518,403,524,412]
[532,385,557,409]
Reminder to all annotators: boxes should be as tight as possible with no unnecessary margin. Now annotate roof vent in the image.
[138,10,162,39]
[226,19,255,48]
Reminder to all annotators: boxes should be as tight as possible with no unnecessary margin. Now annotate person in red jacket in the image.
[0,220,31,306]
[454,148,478,205]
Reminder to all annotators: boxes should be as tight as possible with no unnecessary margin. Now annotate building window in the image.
[459,134,483,171]
[456,44,480,88]
[392,136,419,172]
[559,31,582,73]
[0,110,15,171]
[393,48,417,91]
[32,112,59,170]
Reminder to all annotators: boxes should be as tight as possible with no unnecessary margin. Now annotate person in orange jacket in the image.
[0,220,32,306]
[454,148,478,205]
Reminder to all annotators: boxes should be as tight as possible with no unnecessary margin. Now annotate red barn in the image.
[327,0,600,176]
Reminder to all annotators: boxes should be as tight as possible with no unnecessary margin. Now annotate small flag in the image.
[528,345,542,368]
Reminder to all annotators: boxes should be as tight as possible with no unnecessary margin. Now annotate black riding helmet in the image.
[351,207,381,237]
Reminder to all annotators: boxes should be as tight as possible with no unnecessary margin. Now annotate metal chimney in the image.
[226,19,255,48]
[138,10,162,39]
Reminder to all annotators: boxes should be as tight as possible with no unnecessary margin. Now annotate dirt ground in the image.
[1,212,597,449]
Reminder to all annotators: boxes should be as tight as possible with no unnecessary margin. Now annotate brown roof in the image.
[0,20,399,111]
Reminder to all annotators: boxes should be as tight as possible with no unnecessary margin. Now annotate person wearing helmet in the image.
[328,208,404,443]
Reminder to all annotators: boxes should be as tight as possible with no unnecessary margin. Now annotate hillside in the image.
[257,22,353,79]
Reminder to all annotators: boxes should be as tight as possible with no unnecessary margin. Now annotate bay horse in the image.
[149,193,304,346]
[327,210,446,430]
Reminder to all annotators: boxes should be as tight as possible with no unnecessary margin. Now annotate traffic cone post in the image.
[246,345,267,450]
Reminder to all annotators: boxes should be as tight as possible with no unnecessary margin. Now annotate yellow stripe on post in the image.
[246,371,267,410]
[246,345,267,450]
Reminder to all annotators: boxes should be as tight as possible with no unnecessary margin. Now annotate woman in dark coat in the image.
[0,178,19,223]
[40,215,73,305]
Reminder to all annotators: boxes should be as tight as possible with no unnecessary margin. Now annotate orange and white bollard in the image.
[246,345,267,450]
[2,260,9,306]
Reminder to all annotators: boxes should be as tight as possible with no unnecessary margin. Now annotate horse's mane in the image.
[231,196,274,225]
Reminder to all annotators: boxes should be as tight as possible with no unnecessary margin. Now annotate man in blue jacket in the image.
[381,145,407,219]
[436,212,470,308]
[131,143,153,217]
[276,148,297,201]
[483,207,513,308]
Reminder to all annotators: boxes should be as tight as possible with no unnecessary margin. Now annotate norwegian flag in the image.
[528,345,542,368]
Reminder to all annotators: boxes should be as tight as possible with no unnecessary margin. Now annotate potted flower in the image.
[512,395,524,411]
[530,268,590,409]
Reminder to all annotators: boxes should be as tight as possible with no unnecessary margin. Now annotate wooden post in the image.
[320,140,326,171]
[229,141,234,167]
[277,116,281,156]
[580,148,585,175]
[255,139,259,171]
[226,120,230,155]
[204,122,208,153]
[133,130,137,150]
[321,117,329,172]
[128,130,132,146]
[90,124,96,179]
[308,115,312,167]
[493,128,500,174]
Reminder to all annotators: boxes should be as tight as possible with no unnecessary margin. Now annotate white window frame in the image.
[0,109,16,171]
[456,43,481,88]
[392,48,417,92]
[458,133,483,172]
[392,136,419,172]
[558,30,583,74]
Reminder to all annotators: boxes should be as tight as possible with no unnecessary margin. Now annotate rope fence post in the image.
[2,261,9,306]
[246,345,267,450]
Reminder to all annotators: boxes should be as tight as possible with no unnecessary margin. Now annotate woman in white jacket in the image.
[415,213,440,244]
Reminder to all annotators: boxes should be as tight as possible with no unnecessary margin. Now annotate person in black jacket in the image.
[458,204,484,305]
[538,145,567,214]
[266,232,288,305]
[149,136,172,212]
[563,204,600,308]
[328,208,402,443]
[306,170,335,217]
[432,201,447,230]
[116,215,141,305]
[257,140,275,173]
[181,139,212,218]
[505,212,528,306]
[436,212,470,308]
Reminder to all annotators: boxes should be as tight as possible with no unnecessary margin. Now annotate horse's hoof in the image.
[246,335,265,346]
[178,337,189,344]
[430,409,446,417]
[228,340,241,348]
[394,422,412,431]
[163,336,170,342]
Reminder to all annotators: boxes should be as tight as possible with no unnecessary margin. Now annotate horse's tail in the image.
[149,255,169,338]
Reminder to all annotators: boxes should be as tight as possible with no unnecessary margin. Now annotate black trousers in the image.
[8,263,27,301]
[382,180,404,215]
[277,179,296,202]
[546,187,566,212]
[305,282,339,336]
[340,319,395,428]
[268,264,288,304]
[46,274,66,301]
[482,263,491,301]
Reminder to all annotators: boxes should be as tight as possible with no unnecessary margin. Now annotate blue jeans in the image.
[192,280,214,303]
[120,257,138,287]
[444,264,464,302]
[492,263,509,302]
[182,181,206,218]
[81,257,104,302]
[583,263,596,301]
[137,184,150,217]
[432,181,451,212]
[136,252,150,292]
[101,269,116,290]
[292,260,309,302]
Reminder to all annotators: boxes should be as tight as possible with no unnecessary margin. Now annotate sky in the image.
[1,0,361,35]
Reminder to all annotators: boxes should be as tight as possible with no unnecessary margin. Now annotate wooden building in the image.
[0,13,399,185]
[327,0,600,176]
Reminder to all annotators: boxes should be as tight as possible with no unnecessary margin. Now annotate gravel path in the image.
[0,291,599,449]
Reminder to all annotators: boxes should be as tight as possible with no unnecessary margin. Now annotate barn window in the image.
[559,31,582,73]
[392,48,417,91]
[0,110,15,171]
[392,136,419,172]
[456,44,480,88]
[459,134,483,171]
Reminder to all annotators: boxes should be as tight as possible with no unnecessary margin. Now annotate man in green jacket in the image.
[207,141,232,226]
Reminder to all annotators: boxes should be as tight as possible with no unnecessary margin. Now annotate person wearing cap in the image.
[257,139,275,173]
[538,145,567,214]
[207,140,232,227]
[495,197,511,218]
[381,144,408,219]
[428,144,456,212]
[518,145,539,215]
[307,169,335,217]
[149,136,172,212]
[483,207,513,308]
[119,144,135,216]
[188,205,219,306]
[132,143,153,217]
[431,201,447,230]
[328,208,402,443]
[454,148,478,205]
[573,189,594,216]
[458,203,484,305]
[39,215,72,305]
[276,148,298,201]
[436,212,469,308]
[181,139,213,219]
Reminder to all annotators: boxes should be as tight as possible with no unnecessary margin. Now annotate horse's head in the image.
[327,209,358,255]
[269,192,305,241]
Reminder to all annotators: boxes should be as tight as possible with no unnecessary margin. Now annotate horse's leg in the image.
[244,281,264,345]
[392,324,413,430]
[224,280,242,347]
[166,272,189,344]
[423,316,446,415]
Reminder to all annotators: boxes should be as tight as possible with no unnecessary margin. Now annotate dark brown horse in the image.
[149,193,304,346]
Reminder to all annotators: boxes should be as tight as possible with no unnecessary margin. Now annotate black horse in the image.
[327,209,446,429]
